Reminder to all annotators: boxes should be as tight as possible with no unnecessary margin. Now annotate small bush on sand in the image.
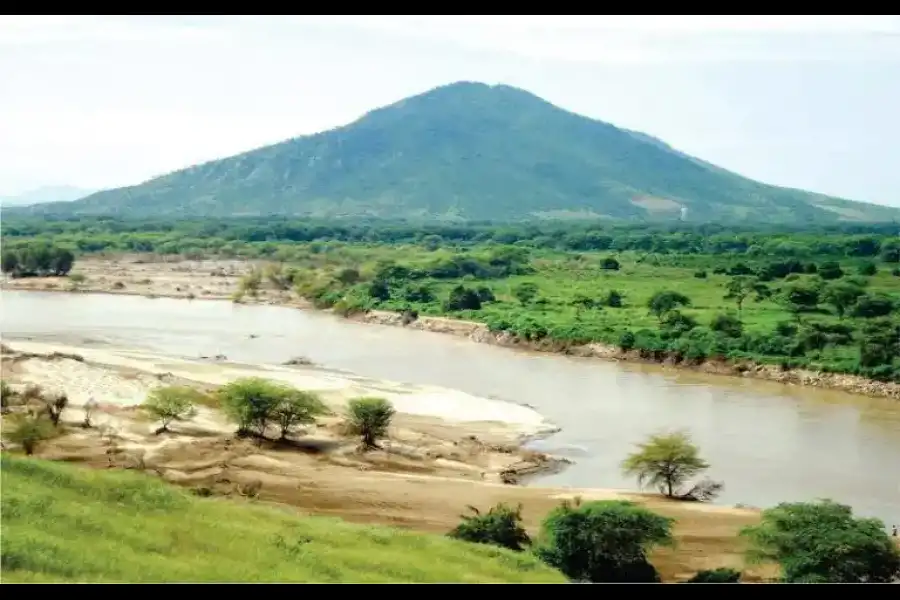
[448,503,531,552]
[272,390,328,440]
[218,378,327,440]
[345,397,395,450]
[3,414,55,455]
[218,378,286,437]
[143,386,201,434]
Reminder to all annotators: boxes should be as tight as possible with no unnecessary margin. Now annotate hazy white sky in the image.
[1,15,899,205]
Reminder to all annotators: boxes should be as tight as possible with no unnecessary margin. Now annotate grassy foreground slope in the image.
[0,456,565,583]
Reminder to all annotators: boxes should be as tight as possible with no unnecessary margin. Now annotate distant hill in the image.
[12,82,899,224]
[1,185,94,208]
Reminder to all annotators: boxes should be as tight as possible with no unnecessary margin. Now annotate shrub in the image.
[444,285,482,311]
[448,503,531,552]
[741,500,900,583]
[535,499,673,582]
[272,391,328,439]
[3,414,54,455]
[43,392,69,427]
[143,386,201,434]
[345,397,395,450]
[710,313,743,338]
[217,378,291,437]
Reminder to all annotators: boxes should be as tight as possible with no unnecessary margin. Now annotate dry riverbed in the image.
[0,341,774,582]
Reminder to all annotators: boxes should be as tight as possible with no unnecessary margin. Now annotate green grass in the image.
[0,455,566,583]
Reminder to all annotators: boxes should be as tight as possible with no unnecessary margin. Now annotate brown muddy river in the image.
[2,290,898,524]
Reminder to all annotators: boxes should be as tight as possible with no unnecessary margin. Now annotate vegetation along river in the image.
[2,290,898,523]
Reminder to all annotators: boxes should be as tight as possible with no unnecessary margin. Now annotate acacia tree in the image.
[647,291,690,323]
[272,390,328,440]
[724,276,770,316]
[621,431,718,499]
[741,500,900,583]
[821,282,865,318]
[345,397,395,450]
[218,377,288,437]
[143,386,201,435]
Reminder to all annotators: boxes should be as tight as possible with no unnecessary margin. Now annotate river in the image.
[2,290,898,523]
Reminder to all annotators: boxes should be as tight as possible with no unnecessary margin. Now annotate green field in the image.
[0,455,565,583]
[3,218,900,382]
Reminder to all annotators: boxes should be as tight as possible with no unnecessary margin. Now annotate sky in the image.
[1,15,899,205]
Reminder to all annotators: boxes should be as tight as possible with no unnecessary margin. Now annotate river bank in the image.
[3,255,898,399]
[0,340,773,582]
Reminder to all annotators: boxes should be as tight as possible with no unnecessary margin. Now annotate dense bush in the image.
[1,243,75,278]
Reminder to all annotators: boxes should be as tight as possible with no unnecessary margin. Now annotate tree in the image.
[881,243,900,264]
[647,291,690,323]
[336,267,360,285]
[570,294,597,318]
[600,257,620,271]
[43,392,68,427]
[621,431,713,499]
[1,250,18,275]
[50,247,75,276]
[272,390,328,439]
[741,500,900,583]
[218,378,290,437]
[818,261,845,280]
[444,285,482,311]
[724,276,770,316]
[850,294,895,319]
[535,499,674,582]
[781,285,819,319]
[857,261,877,276]
[448,503,531,552]
[512,282,539,305]
[3,414,54,455]
[367,278,390,302]
[143,386,201,434]
[858,319,900,368]
[605,289,623,308]
[475,286,495,303]
[660,310,697,337]
[821,282,865,318]
[710,313,743,338]
[345,396,395,450]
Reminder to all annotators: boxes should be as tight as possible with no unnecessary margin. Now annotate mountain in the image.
[12,82,899,223]
[1,185,95,208]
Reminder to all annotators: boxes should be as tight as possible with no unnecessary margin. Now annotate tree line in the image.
[1,243,74,278]
[3,216,900,260]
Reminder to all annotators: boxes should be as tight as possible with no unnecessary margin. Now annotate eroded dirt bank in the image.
[3,255,897,399]
[0,342,773,582]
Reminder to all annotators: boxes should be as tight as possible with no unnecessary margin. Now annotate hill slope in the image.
[1,185,94,207]
[0,455,564,583]
[17,82,899,223]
